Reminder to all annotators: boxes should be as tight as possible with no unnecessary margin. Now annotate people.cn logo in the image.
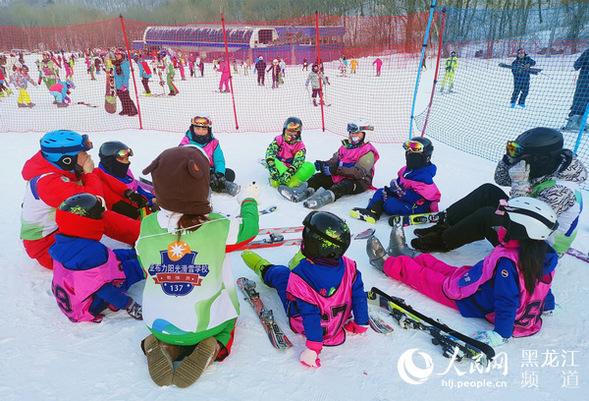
[397,349,434,385]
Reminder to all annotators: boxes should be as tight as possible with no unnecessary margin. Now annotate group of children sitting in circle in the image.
[19,114,586,387]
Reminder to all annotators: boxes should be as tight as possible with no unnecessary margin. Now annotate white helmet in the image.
[347,119,374,142]
[273,59,278,64]
[502,197,558,240]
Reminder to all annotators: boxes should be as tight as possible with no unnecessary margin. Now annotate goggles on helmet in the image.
[347,123,373,134]
[116,148,133,158]
[191,116,212,127]
[506,141,524,158]
[285,121,301,132]
[402,140,424,153]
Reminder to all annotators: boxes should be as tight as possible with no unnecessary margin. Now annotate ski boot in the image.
[366,236,389,271]
[57,102,69,108]
[219,181,241,196]
[413,212,447,238]
[27,103,35,107]
[388,218,420,258]
[277,182,314,203]
[410,233,451,253]
[350,201,383,224]
[303,188,335,209]
[241,251,272,281]
[563,115,581,131]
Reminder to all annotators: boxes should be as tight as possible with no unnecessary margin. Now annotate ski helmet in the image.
[40,130,93,171]
[347,119,374,143]
[99,141,133,178]
[58,193,106,220]
[510,127,564,178]
[499,197,558,240]
[189,114,213,142]
[282,117,302,144]
[403,137,434,158]
[311,64,319,72]
[301,211,351,260]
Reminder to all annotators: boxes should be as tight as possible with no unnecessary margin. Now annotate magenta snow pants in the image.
[383,254,459,310]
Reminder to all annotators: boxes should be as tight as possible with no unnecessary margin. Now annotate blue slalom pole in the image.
[409,0,437,139]
[573,105,589,154]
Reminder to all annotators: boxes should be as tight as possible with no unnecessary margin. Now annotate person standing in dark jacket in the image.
[510,48,536,108]
[255,56,266,86]
[563,47,589,131]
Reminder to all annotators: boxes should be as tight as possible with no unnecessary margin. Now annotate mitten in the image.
[238,182,261,204]
[124,189,148,207]
[472,330,508,347]
[299,340,322,368]
[211,172,227,191]
[344,320,369,334]
[125,299,143,320]
[508,160,531,196]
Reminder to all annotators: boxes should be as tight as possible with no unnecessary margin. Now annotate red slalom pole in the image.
[315,11,325,132]
[221,14,239,130]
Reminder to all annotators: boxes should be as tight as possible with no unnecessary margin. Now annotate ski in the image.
[225,205,278,218]
[566,247,589,263]
[76,101,98,108]
[499,63,542,75]
[354,227,376,240]
[368,287,495,366]
[388,212,441,227]
[237,277,293,349]
[258,226,304,235]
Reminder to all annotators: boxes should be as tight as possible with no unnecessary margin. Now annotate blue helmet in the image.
[40,130,93,171]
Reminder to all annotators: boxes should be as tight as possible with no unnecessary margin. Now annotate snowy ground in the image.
[1,128,588,401]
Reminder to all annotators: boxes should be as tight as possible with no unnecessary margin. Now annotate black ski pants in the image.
[442,183,510,250]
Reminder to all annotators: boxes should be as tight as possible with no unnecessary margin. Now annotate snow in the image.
[2,54,589,400]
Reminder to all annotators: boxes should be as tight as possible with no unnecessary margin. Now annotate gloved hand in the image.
[121,85,128,91]
[210,172,227,191]
[314,160,326,172]
[64,96,71,104]
[508,160,531,196]
[238,182,261,204]
[502,154,519,167]
[279,166,297,184]
[299,340,322,368]
[344,320,369,334]
[321,165,337,176]
[386,180,405,198]
[125,299,143,320]
[472,330,508,347]
[266,158,280,181]
[124,189,148,207]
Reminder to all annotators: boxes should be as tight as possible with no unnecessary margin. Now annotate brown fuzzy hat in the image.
[143,146,211,215]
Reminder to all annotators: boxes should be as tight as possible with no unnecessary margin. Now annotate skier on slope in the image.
[509,48,536,108]
[137,146,260,388]
[134,53,152,97]
[305,63,328,106]
[113,50,138,116]
[563,47,589,131]
[179,114,240,196]
[20,130,141,270]
[350,137,441,224]
[255,56,266,86]
[49,193,145,323]
[439,50,459,93]
[283,120,379,210]
[265,117,315,190]
[241,211,369,369]
[48,79,75,107]
[366,197,559,348]
[97,141,155,220]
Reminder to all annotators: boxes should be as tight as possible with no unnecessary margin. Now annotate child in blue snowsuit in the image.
[350,137,441,223]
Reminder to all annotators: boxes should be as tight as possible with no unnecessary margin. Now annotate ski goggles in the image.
[285,121,301,132]
[506,141,524,158]
[191,116,212,127]
[347,123,373,134]
[116,148,133,158]
[284,131,300,142]
[402,140,424,153]
[80,134,93,151]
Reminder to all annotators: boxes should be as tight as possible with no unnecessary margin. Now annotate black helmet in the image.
[513,127,564,179]
[58,193,105,220]
[302,211,351,260]
[403,137,434,158]
[99,141,133,178]
[283,117,302,144]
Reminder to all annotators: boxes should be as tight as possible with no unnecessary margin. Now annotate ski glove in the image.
[124,190,148,207]
[211,172,227,191]
[125,299,143,320]
[238,182,261,204]
[508,160,532,196]
[386,180,406,198]
[472,330,508,347]
[322,165,337,176]
[279,166,297,184]
[299,340,322,368]
[266,158,280,181]
[314,161,326,172]
[344,320,369,334]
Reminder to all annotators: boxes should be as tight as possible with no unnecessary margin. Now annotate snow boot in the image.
[278,182,314,203]
[410,233,452,253]
[413,212,447,238]
[219,181,241,196]
[366,236,389,271]
[303,188,335,209]
[143,334,175,387]
[388,219,420,258]
[510,103,516,108]
[563,115,581,131]
[350,201,383,224]
[173,336,219,388]
[241,250,272,281]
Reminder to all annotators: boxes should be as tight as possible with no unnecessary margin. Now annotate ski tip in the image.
[354,228,376,240]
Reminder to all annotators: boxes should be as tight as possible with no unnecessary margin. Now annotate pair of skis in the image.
[390,211,589,264]
[367,287,496,366]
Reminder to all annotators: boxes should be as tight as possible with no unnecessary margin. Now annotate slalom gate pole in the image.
[119,15,143,129]
[315,11,326,132]
[222,14,239,130]
[421,8,446,136]
[574,105,589,153]
[409,0,437,139]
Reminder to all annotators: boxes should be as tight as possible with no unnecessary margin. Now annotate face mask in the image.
[406,152,427,170]
[349,134,363,145]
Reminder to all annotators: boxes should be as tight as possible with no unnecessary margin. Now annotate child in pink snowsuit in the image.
[218,59,231,92]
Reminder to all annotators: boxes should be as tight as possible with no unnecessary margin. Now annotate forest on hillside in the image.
[0,0,588,27]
